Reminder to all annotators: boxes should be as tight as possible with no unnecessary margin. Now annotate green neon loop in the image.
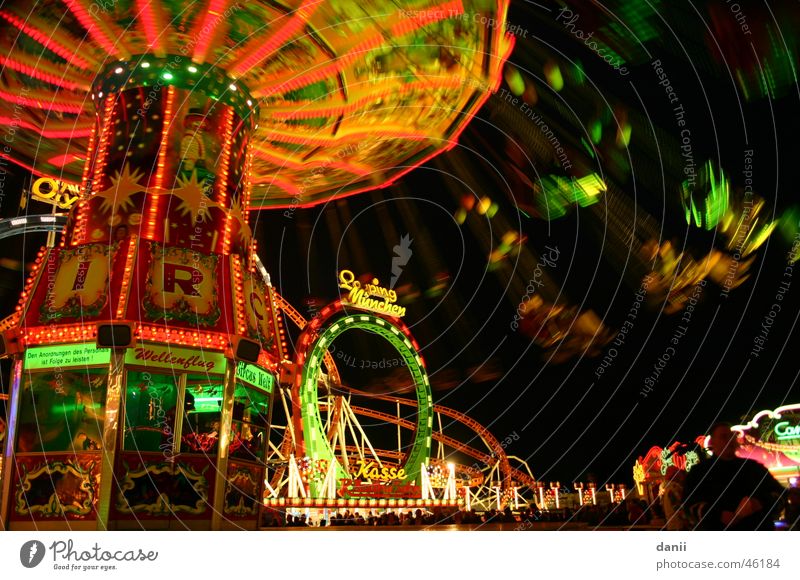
[299,314,432,496]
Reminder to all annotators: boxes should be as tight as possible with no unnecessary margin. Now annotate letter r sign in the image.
[163,263,203,296]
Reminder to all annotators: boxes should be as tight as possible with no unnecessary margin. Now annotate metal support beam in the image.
[211,360,236,530]
[96,349,125,530]
[0,359,23,530]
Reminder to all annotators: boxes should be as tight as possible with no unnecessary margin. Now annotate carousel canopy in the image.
[0,0,512,208]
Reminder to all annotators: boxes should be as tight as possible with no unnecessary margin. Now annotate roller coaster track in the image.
[0,215,67,332]
[267,291,341,488]
[270,290,340,384]
[343,401,535,489]
[0,214,67,241]
[268,291,536,493]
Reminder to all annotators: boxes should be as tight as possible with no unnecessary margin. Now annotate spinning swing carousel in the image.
[0,0,521,530]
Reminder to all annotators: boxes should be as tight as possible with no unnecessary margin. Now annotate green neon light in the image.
[300,314,433,496]
[193,397,222,413]
[235,361,274,393]
[768,465,800,473]
[774,421,800,441]
[681,161,729,230]
[24,343,111,370]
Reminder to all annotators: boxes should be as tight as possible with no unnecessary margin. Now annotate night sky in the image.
[2,0,799,487]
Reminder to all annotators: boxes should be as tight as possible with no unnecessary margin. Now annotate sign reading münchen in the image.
[338,269,406,317]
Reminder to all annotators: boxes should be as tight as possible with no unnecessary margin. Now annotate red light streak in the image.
[115,236,138,319]
[63,0,129,59]
[0,153,81,185]
[0,89,85,115]
[190,0,229,64]
[154,86,175,190]
[0,117,92,139]
[0,10,92,69]
[230,0,320,77]
[135,0,166,56]
[0,54,89,91]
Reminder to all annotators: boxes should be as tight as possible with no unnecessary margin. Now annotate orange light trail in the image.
[191,0,229,64]
[62,0,130,59]
[154,86,175,191]
[135,0,166,56]
[0,54,89,91]
[252,0,464,98]
[268,77,467,121]
[229,0,320,77]
[0,10,92,69]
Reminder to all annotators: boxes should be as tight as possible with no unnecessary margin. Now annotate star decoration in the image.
[174,171,220,224]
[229,196,252,246]
[94,163,145,214]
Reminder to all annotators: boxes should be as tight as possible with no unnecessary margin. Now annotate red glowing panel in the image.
[126,242,235,335]
[22,242,130,329]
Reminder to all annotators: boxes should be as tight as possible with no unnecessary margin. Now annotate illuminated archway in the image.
[292,303,432,496]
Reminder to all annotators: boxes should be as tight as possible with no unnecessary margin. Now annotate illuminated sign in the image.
[125,344,225,374]
[24,343,110,370]
[338,270,406,317]
[659,447,700,474]
[338,480,419,499]
[352,460,406,482]
[774,421,800,441]
[30,177,80,209]
[41,244,112,322]
[241,269,275,347]
[192,396,222,414]
[235,361,274,393]
[143,244,220,327]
